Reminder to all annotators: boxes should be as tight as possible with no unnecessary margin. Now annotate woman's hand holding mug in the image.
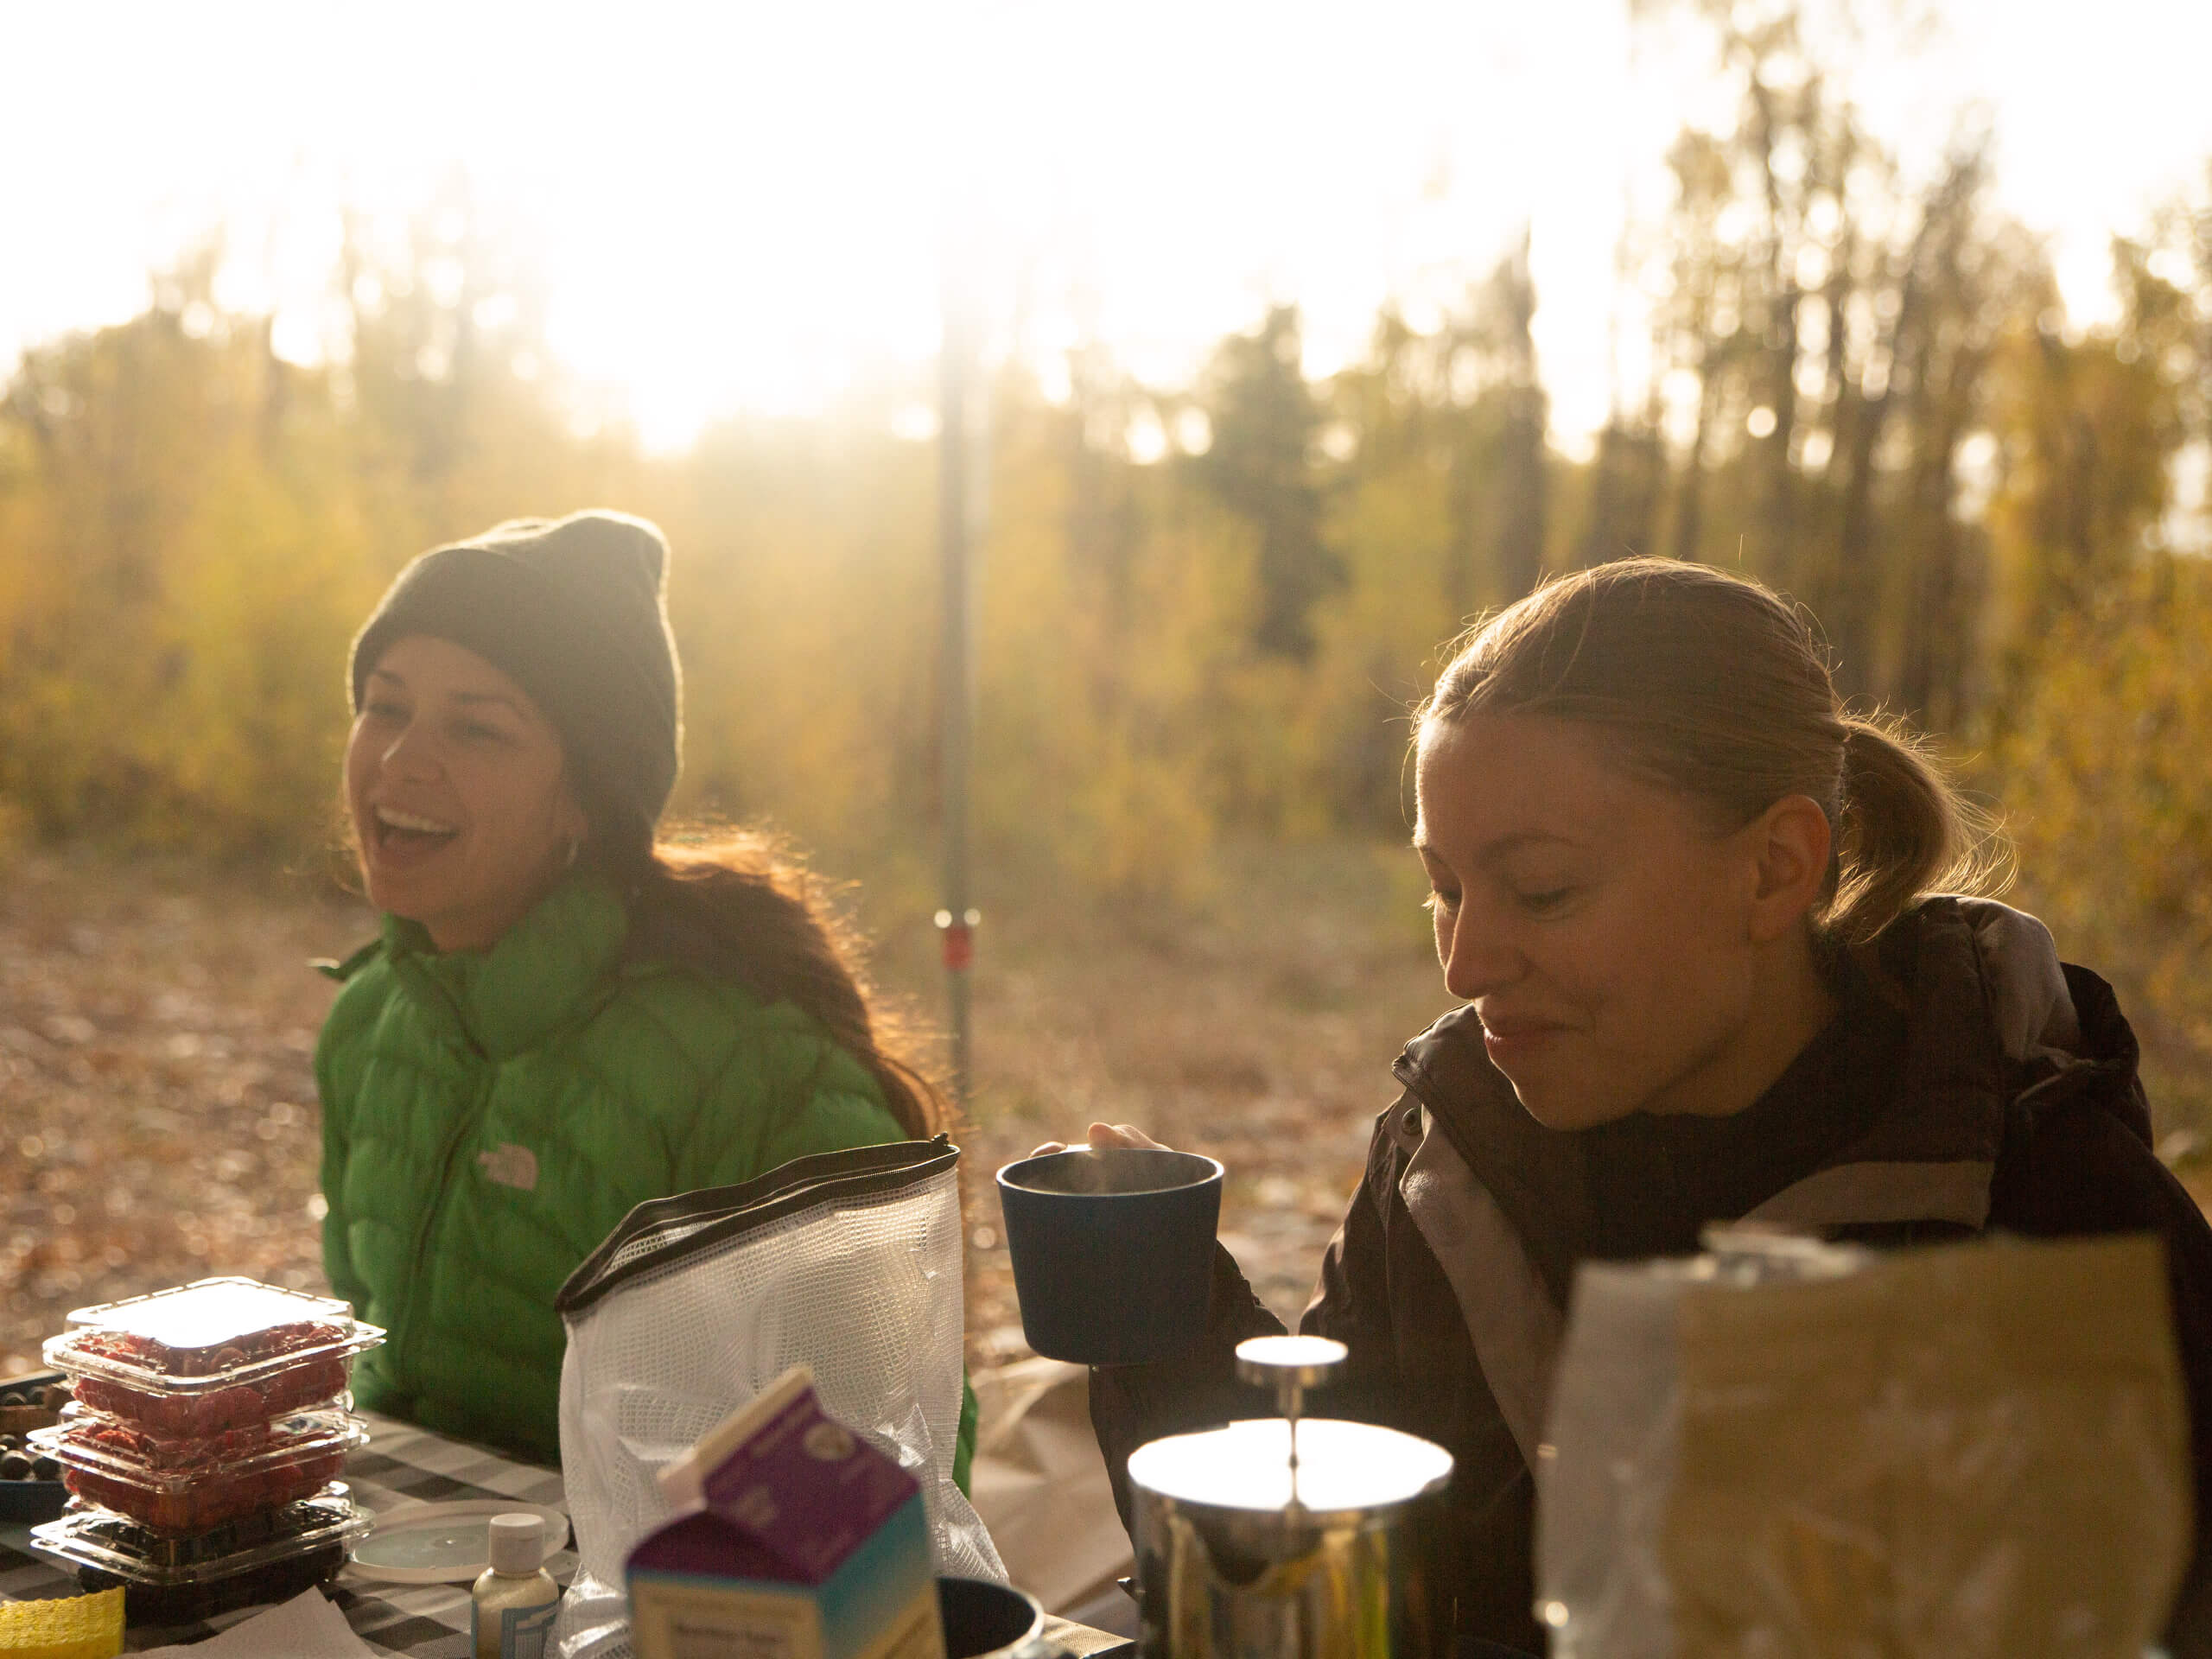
[1028,1121,1167,1158]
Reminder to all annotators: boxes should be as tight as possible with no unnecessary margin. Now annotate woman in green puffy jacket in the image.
[315,510,948,1465]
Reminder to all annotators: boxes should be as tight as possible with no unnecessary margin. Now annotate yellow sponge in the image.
[0,1587,124,1659]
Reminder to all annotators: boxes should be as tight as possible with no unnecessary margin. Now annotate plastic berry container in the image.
[31,1407,368,1535]
[30,1486,370,1626]
[0,1370,70,1523]
[42,1279,383,1439]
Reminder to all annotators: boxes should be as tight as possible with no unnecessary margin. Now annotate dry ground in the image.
[2,842,1451,1378]
[2,850,368,1374]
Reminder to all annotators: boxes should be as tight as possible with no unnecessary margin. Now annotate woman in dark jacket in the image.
[1071,558,2212,1656]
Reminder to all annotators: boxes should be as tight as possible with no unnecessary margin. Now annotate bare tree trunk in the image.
[1492,237,1548,596]
[1495,386,1548,594]
[1670,365,1718,565]
[1762,280,1802,586]
[1746,73,1802,586]
[1579,423,1664,568]
[1446,426,1483,622]
[1829,208,1933,699]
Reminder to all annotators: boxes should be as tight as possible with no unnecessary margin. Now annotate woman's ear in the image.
[1745,794,1833,943]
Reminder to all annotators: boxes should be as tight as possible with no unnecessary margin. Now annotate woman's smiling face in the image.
[345,634,587,953]
[1413,711,1789,1130]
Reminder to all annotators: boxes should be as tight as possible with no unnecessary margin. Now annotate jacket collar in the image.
[381,875,631,1060]
[1390,897,2143,1301]
[1393,1002,1590,1303]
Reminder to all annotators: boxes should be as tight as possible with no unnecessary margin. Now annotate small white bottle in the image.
[472,1512,562,1659]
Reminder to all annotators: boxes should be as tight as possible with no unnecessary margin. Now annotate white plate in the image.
[346,1497,569,1585]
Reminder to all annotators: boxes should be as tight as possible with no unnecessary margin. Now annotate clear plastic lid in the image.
[29,1486,371,1585]
[42,1278,384,1393]
[30,1406,367,1494]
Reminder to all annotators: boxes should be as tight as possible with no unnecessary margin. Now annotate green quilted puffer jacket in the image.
[315,874,935,1466]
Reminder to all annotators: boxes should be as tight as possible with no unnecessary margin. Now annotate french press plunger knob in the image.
[1236,1335,1347,1507]
[1235,1334,1347,1421]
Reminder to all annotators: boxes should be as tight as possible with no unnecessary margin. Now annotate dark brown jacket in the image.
[1091,899,2212,1656]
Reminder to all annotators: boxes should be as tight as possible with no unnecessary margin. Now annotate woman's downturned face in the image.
[1413,712,1778,1130]
[345,634,587,953]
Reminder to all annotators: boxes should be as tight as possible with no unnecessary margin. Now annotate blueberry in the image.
[0,1390,22,1406]
[0,1452,31,1479]
[31,1456,60,1481]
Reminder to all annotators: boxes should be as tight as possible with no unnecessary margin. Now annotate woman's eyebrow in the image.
[1410,830,1580,862]
[1474,830,1580,865]
[450,690,525,716]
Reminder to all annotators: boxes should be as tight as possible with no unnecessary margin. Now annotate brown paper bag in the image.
[1663,1233,2190,1659]
[968,1357,1135,1616]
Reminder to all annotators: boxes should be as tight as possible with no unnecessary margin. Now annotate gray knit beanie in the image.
[348,511,683,857]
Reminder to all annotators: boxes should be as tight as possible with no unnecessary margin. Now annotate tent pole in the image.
[936,292,978,1109]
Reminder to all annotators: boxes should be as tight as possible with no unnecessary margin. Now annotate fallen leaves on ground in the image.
[2,842,1452,1383]
[1,850,372,1376]
[944,848,1452,1361]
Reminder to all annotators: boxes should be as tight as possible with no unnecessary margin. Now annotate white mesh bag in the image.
[550,1136,1005,1659]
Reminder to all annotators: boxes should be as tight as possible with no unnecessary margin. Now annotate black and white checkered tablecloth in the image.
[1,1409,1129,1658]
[0,1408,575,1655]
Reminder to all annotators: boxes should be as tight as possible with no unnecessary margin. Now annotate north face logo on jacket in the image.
[478,1142,540,1191]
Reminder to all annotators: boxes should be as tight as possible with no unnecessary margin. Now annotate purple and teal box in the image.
[627,1370,945,1659]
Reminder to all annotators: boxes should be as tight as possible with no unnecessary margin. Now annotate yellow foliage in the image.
[970,403,1249,900]
[141,448,381,849]
[1993,564,2212,1128]
[7,257,2212,1046]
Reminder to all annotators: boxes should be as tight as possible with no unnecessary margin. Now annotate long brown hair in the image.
[1417,558,2004,945]
[598,828,948,1141]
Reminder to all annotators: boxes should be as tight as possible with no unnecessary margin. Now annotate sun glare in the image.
[10,0,2212,454]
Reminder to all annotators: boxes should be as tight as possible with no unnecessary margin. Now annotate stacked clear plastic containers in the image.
[29,1278,385,1623]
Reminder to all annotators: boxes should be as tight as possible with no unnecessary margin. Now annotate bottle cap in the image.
[486,1512,545,1574]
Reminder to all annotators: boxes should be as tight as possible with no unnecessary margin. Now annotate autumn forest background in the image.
[9,1,2212,1367]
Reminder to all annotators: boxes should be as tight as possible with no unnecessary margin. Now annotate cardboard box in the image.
[628,1367,946,1659]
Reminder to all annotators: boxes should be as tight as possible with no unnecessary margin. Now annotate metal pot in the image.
[1126,1338,1455,1659]
[937,1575,1056,1659]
